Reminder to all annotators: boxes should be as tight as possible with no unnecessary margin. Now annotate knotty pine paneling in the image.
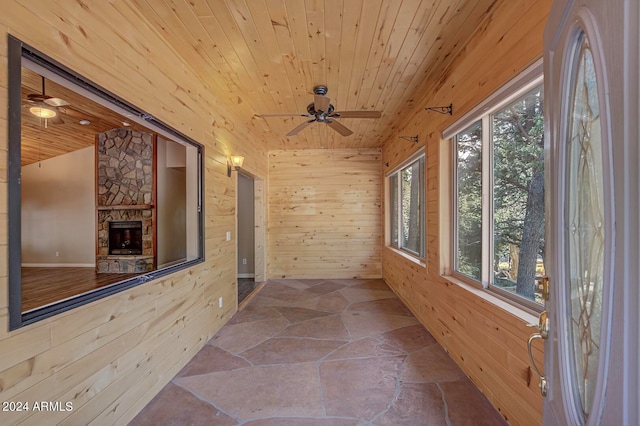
[381,1,552,426]
[268,149,382,279]
[0,2,266,425]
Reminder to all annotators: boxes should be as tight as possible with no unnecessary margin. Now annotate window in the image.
[446,61,545,309]
[387,153,425,259]
[8,36,205,329]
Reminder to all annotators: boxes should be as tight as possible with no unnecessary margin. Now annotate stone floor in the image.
[130,279,508,425]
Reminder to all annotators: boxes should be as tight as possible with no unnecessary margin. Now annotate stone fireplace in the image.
[96,129,156,273]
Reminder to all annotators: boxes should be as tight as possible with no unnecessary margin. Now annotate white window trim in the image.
[445,59,545,313]
[443,58,544,139]
[386,148,426,262]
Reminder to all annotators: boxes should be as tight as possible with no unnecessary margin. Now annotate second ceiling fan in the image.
[259,85,382,136]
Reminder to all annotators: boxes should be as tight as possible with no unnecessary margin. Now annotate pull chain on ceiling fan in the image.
[259,85,382,136]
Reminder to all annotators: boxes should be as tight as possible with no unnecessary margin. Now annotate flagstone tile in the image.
[176,363,324,420]
[349,280,392,291]
[373,382,447,426]
[341,311,418,340]
[273,306,333,323]
[177,345,250,377]
[401,345,467,383]
[227,305,282,326]
[339,287,396,304]
[376,324,437,353]
[278,314,351,340]
[129,382,236,426]
[241,337,346,365]
[347,298,413,317]
[246,295,295,307]
[314,291,350,312]
[244,418,358,426]
[324,337,405,361]
[210,316,290,353]
[306,281,346,295]
[258,281,301,296]
[440,380,508,425]
[320,356,405,420]
[331,278,383,287]
[136,279,505,425]
[261,289,324,304]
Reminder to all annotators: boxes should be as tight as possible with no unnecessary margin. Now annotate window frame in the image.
[386,149,426,261]
[444,59,544,312]
[8,35,206,330]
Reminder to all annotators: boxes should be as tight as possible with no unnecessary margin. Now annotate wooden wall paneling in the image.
[304,0,327,90]
[344,0,383,112]
[261,0,312,149]
[372,0,480,143]
[268,149,382,279]
[7,0,514,151]
[381,1,552,424]
[254,178,266,282]
[323,0,344,134]
[0,2,264,425]
[382,252,542,425]
[396,0,550,137]
[76,302,214,425]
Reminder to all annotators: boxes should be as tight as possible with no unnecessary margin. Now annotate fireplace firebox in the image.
[108,221,143,255]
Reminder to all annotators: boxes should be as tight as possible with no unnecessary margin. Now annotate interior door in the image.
[541,0,639,425]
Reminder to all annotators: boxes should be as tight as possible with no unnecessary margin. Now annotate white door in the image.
[540,0,640,425]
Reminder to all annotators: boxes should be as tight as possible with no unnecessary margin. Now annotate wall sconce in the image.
[227,155,245,177]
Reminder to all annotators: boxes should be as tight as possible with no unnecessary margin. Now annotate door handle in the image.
[527,311,548,396]
[526,310,550,338]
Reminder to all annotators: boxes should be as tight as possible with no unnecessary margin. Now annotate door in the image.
[541,0,639,425]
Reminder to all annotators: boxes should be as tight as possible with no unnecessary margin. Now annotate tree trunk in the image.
[516,170,545,299]
[509,244,520,280]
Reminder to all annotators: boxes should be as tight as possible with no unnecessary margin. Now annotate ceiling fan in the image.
[24,76,70,125]
[259,85,382,136]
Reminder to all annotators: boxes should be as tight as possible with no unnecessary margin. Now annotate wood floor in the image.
[21,267,142,312]
[22,269,263,313]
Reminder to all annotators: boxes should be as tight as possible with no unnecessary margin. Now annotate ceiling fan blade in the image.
[326,119,353,136]
[286,119,315,136]
[44,97,70,107]
[259,113,312,117]
[27,94,49,103]
[314,95,331,113]
[333,110,382,118]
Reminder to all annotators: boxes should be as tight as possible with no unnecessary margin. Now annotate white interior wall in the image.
[21,146,96,266]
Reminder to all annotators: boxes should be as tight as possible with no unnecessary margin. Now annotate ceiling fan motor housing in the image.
[313,85,328,96]
[307,102,334,120]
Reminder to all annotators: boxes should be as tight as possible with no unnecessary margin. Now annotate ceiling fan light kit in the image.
[260,85,382,136]
[25,76,70,124]
[29,105,57,118]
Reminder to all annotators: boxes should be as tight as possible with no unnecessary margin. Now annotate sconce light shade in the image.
[29,106,57,118]
[227,155,245,177]
[231,155,245,168]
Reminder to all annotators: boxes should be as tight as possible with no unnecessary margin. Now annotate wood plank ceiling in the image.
[21,0,498,163]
